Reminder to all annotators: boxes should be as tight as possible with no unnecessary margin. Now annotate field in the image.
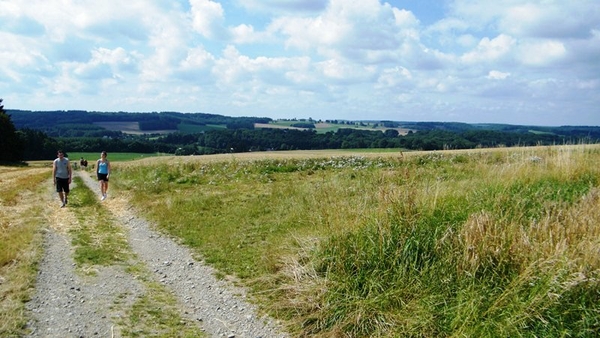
[256,121,413,135]
[2,145,599,337]
[93,121,177,135]
[67,152,168,163]
[93,121,225,135]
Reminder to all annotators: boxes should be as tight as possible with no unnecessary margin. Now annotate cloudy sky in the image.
[1,0,599,126]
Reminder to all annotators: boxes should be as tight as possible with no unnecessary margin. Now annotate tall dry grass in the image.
[0,168,48,336]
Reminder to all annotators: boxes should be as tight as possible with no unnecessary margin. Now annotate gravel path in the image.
[25,171,288,338]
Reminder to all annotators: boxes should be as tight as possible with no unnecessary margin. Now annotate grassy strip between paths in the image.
[68,176,131,268]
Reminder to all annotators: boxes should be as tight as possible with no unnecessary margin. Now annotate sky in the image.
[1,0,599,126]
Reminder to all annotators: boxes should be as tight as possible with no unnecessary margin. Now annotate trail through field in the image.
[25,170,287,337]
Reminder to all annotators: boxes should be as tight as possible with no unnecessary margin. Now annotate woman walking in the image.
[96,151,111,200]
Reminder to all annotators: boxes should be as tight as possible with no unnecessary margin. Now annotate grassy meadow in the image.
[1,145,599,337]
[112,145,600,337]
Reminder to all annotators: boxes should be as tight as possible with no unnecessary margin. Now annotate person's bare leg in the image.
[100,181,107,200]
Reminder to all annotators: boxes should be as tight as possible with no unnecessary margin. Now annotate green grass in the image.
[67,177,131,269]
[61,177,133,264]
[68,152,167,162]
[114,145,600,337]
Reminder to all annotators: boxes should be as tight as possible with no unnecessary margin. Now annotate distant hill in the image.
[8,110,271,137]
[12,109,599,139]
[8,109,600,160]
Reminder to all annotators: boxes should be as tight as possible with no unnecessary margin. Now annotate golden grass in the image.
[0,168,49,336]
[118,144,598,169]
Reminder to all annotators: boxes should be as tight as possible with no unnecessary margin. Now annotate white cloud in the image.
[517,40,567,66]
[376,66,413,88]
[501,2,599,39]
[0,33,46,70]
[180,47,215,70]
[318,59,376,83]
[487,70,510,80]
[72,47,138,79]
[461,34,516,64]
[190,0,228,39]
[212,45,313,90]
[229,24,275,44]
[238,0,328,14]
[272,0,421,63]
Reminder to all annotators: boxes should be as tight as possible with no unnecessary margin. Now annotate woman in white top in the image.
[96,151,111,200]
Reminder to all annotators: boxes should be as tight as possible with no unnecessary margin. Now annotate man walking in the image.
[53,150,72,207]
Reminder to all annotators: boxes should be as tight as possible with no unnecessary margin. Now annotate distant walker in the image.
[96,151,111,201]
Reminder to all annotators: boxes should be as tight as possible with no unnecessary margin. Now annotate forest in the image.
[3,108,600,162]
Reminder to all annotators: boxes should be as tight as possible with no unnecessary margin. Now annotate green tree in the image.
[0,99,24,162]
[17,128,59,160]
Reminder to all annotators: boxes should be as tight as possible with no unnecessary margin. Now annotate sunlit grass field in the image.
[113,145,600,337]
[0,167,48,336]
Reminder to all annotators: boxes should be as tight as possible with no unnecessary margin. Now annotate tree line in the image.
[2,102,599,163]
[12,125,596,161]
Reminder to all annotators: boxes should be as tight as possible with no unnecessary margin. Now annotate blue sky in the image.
[1,0,599,126]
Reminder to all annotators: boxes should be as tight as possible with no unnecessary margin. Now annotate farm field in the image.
[256,120,413,135]
[93,121,177,135]
[2,145,599,337]
[93,121,224,135]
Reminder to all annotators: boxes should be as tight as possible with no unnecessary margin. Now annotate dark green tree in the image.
[0,99,24,162]
[17,128,59,160]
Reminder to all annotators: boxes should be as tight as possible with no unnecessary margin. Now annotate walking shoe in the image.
[101,195,106,201]
[61,202,66,208]
[65,197,68,205]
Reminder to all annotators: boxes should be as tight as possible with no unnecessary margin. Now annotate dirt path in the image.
[25,170,287,337]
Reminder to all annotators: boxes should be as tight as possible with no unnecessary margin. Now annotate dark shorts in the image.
[56,177,70,193]
[97,173,109,182]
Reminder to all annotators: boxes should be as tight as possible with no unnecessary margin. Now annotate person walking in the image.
[80,157,88,169]
[96,151,111,200]
[53,150,72,208]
